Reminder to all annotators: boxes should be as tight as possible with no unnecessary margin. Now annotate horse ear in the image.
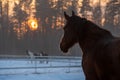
[72,11,75,16]
[64,12,70,20]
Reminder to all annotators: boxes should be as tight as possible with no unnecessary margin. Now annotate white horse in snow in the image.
[26,50,35,63]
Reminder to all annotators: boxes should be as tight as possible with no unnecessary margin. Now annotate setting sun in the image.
[27,18,38,31]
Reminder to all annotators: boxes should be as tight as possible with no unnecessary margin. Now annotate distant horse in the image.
[26,50,48,63]
[60,11,120,80]
[26,50,35,63]
[40,51,48,63]
[34,51,48,63]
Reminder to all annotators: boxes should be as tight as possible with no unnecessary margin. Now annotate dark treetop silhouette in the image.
[60,11,120,80]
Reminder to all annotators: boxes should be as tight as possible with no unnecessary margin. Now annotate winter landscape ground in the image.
[0,56,85,80]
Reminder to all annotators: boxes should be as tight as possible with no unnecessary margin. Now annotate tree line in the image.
[0,0,119,56]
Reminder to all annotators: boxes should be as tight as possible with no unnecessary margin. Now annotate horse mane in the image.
[79,17,114,40]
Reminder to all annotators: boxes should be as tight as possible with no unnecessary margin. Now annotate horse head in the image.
[60,11,87,53]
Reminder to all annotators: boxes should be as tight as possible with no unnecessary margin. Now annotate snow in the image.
[0,57,85,80]
[0,73,85,80]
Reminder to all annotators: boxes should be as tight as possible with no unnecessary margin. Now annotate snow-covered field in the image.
[0,56,85,80]
[0,73,85,80]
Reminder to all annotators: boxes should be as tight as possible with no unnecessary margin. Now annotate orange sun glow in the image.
[28,18,38,31]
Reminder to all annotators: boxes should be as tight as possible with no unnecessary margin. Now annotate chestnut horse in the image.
[60,11,120,80]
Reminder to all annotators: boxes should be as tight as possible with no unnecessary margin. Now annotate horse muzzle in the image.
[60,42,68,53]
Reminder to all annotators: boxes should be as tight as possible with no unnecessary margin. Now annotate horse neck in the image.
[78,21,113,54]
